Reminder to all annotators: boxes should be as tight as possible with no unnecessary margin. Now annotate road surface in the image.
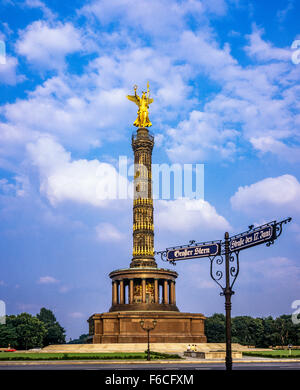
[0,361,300,370]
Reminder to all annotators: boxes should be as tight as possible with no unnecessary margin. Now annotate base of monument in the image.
[87,311,207,344]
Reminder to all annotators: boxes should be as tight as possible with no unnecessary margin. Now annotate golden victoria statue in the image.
[127,82,153,127]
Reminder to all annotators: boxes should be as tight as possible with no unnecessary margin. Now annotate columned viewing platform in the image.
[109,267,178,312]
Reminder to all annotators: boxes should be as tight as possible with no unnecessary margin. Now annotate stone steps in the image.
[41,343,248,353]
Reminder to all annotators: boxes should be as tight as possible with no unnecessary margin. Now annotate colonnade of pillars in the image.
[112,278,176,306]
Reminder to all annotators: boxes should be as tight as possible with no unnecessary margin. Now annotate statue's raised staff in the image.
[127,82,153,127]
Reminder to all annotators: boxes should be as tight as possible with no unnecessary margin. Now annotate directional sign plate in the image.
[230,225,273,251]
[166,243,220,262]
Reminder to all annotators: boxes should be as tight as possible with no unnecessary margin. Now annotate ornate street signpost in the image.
[156,217,292,371]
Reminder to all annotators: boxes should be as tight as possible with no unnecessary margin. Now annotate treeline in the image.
[2,310,299,350]
[68,334,89,344]
[0,308,65,350]
[205,313,300,347]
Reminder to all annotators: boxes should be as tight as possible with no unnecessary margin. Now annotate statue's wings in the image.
[127,94,140,106]
[148,98,154,104]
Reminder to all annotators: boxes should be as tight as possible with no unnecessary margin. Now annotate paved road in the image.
[0,361,300,370]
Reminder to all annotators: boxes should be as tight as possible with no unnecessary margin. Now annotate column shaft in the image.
[112,281,118,305]
[172,281,176,304]
[119,280,124,304]
[163,280,169,304]
[169,280,173,304]
[154,279,159,304]
[129,279,134,304]
[170,280,176,304]
[142,279,146,303]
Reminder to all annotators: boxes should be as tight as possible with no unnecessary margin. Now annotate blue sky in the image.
[0,0,300,340]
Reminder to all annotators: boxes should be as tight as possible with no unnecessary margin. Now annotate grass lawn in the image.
[243,350,300,359]
[0,351,181,361]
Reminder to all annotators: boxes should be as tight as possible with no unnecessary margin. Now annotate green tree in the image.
[37,308,66,346]
[204,313,300,347]
[273,315,300,346]
[285,315,300,345]
[232,316,264,346]
[37,308,57,324]
[0,316,18,348]
[259,316,276,347]
[205,313,226,342]
[10,313,47,350]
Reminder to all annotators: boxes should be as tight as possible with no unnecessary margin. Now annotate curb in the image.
[0,358,300,366]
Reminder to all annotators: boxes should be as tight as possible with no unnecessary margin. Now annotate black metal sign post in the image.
[156,217,292,371]
[224,232,233,371]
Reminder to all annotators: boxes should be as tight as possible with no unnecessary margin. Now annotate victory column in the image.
[88,83,206,344]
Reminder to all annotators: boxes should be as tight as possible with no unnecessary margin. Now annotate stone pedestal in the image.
[88,311,206,344]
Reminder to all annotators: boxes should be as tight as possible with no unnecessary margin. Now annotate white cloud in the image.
[163,26,300,162]
[27,136,70,173]
[250,136,300,162]
[69,311,85,318]
[16,20,82,70]
[95,222,124,242]
[202,0,228,16]
[23,0,56,20]
[0,55,24,85]
[0,0,298,209]
[27,136,130,207]
[5,14,298,168]
[1,75,131,152]
[0,40,196,173]
[2,40,193,153]
[156,198,231,233]
[80,0,205,39]
[0,176,27,197]
[243,256,300,289]
[244,25,291,62]
[230,174,300,216]
[176,30,236,76]
[37,276,59,284]
[166,110,238,162]
[0,122,37,152]
[86,47,192,112]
